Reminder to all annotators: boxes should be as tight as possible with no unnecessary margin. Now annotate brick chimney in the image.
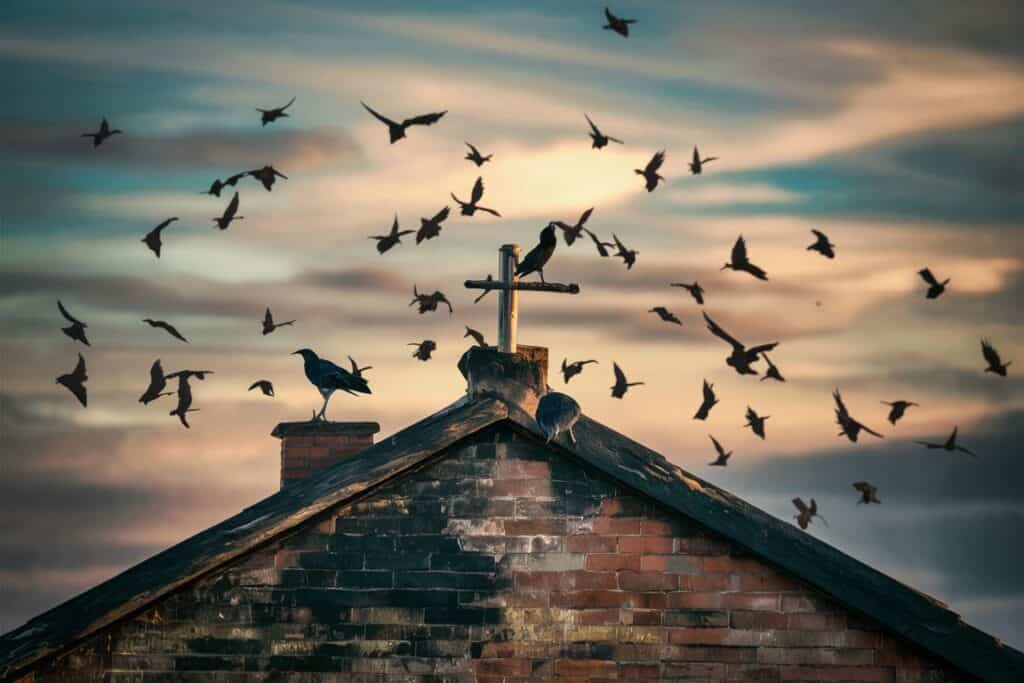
[271,420,380,489]
[459,344,548,415]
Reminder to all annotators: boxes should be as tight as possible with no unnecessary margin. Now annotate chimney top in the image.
[459,344,548,415]
[271,421,380,438]
[272,420,380,488]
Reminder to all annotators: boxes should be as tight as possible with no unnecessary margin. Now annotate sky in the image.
[1,0,1023,650]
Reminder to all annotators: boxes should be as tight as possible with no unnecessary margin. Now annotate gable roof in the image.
[2,395,1022,682]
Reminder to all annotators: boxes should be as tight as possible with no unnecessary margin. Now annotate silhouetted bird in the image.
[552,207,594,246]
[451,176,501,217]
[139,359,171,404]
[918,267,949,299]
[853,481,881,505]
[635,150,665,192]
[688,146,718,175]
[142,318,189,343]
[370,214,414,254]
[793,498,827,530]
[409,340,436,361]
[464,142,492,167]
[760,352,785,383]
[416,206,450,244]
[291,348,370,421]
[464,326,487,348]
[671,281,704,305]
[649,307,681,325]
[708,435,731,466]
[722,236,768,280]
[585,114,622,149]
[915,426,978,458]
[247,165,287,192]
[612,233,638,269]
[81,117,121,147]
[584,228,615,257]
[57,300,89,346]
[213,192,244,230]
[703,312,777,375]
[262,308,295,335]
[833,389,884,442]
[693,379,718,420]
[248,380,274,396]
[410,285,453,315]
[610,362,643,398]
[562,358,597,384]
[880,400,918,425]
[56,353,88,407]
[603,7,635,37]
[516,224,557,283]
[348,356,372,378]
[536,391,581,445]
[165,371,211,428]
[257,96,295,126]
[202,172,246,198]
[142,217,179,257]
[744,406,769,440]
[981,338,1011,376]
[361,101,447,143]
[807,229,835,259]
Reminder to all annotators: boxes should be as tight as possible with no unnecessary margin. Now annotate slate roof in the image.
[1,394,1022,682]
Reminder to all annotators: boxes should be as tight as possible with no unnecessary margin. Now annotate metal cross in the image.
[464,244,580,354]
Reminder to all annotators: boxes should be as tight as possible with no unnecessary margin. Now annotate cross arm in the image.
[464,279,580,294]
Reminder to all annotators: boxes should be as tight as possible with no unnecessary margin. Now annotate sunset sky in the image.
[1,0,1023,649]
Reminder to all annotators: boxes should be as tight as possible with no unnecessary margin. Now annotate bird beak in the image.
[290,350,300,355]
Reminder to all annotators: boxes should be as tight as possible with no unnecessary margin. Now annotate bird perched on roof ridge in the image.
[361,101,447,143]
[57,300,90,346]
[142,217,179,258]
[57,353,88,407]
[291,348,370,422]
[981,338,1011,376]
[535,391,582,445]
[516,225,558,283]
[635,150,665,192]
[257,96,295,126]
[370,214,414,254]
[81,117,121,147]
[918,267,949,299]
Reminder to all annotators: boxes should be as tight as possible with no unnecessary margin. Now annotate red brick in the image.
[618,662,660,678]
[556,659,617,676]
[618,536,673,554]
[503,518,566,535]
[667,592,724,609]
[566,534,618,553]
[618,570,678,592]
[586,553,640,571]
[628,609,661,626]
[550,590,631,608]
[592,517,642,535]
[576,608,620,625]
[780,666,895,682]
[474,659,532,676]
[639,555,667,571]
[723,593,782,611]
[640,519,676,536]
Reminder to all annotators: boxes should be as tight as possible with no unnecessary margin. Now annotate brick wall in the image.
[30,425,972,682]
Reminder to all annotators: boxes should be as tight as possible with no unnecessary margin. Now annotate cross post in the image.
[465,243,580,354]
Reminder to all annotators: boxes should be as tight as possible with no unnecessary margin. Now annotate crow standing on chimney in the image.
[291,349,371,422]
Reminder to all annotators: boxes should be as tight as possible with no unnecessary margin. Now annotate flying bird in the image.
[635,150,665,192]
[703,312,777,376]
[213,192,244,230]
[793,498,827,530]
[262,308,295,335]
[361,101,447,144]
[833,389,884,442]
[708,435,731,466]
[464,142,492,167]
[688,146,718,175]
[671,281,705,305]
[409,340,437,361]
[409,286,453,315]
[257,96,295,126]
[56,353,88,407]
[141,217,179,257]
[918,267,949,299]
[165,370,212,428]
[291,348,371,422]
[451,176,501,217]
[515,224,558,283]
[248,380,275,397]
[915,426,978,458]
[693,380,718,420]
[535,391,582,445]
[415,206,450,244]
[584,114,622,149]
[610,362,644,398]
[81,117,121,147]
[602,6,636,37]
[347,356,373,378]
[649,307,682,325]
[142,318,189,343]
[612,233,638,269]
[562,358,597,384]
[981,339,1011,376]
[584,228,616,257]
[852,482,881,505]
[744,406,769,440]
[247,165,287,192]
[807,229,835,259]
[722,236,768,280]
[552,207,594,246]
[202,172,246,198]
[760,352,785,383]
[464,326,487,348]
[138,359,172,404]
[57,300,90,346]
[370,214,414,254]
[880,400,918,425]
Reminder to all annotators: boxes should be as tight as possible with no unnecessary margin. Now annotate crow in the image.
[464,142,492,167]
[693,379,718,420]
[915,427,978,458]
[635,150,665,192]
[722,235,768,280]
[451,176,501,217]
[689,146,718,174]
[57,353,88,407]
[291,349,371,421]
[142,318,189,343]
[247,165,287,192]
[708,434,731,466]
[257,96,295,126]
[610,362,643,398]
[535,391,581,445]
[551,207,594,246]
[744,406,769,440]
[515,224,558,283]
[141,217,179,258]
[981,338,1011,376]
[880,400,918,425]
[165,370,212,428]
[247,380,274,397]
[409,340,437,361]
[807,229,835,259]
[263,308,295,335]
[584,228,616,257]
[833,389,884,442]
[370,214,414,254]
[612,233,638,269]
[202,172,246,198]
[562,358,597,384]
[409,286,453,315]
[57,300,90,346]
[213,192,244,230]
[671,281,705,305]
[464,326,487,348]
[361,101,446,143]
[760,352,785,382]
[139,359,172,404]
[793,498,827,530]
[602,7,636,37]
[918,267,949,299]
[585,114,623,149]
[853,482,881,505]
[703,312,777,376]
[649,307,682,325]
[81,117,121,147]
[416,206,450,244]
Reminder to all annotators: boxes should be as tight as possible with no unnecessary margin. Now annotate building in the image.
[1,345,1021,682]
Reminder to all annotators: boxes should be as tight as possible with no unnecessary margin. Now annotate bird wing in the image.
[852,482,871,494]
[708,434,725,457]
[731,235,748,264]
[57,300,82,325]
[613,233,628,253]
[431,205,450,223]
[476,205,502,217]
[470,176,484,204]
[981,339,1001,367]
[226,192,240,215]
[918,268,938,286]
[156,217,178,231]
[745,406,757,422]
[272,167,288,179]
[702,380,714,402]
[613,362,626,385]
[832,389,849,420]
[280,96,296,111]
[604,7,615,22]
[248,381,263,391]
[859,421,884,438]
[403,111,447,127]
[149,359,164,384]
[225,172,246,186]
[702,312,742,349]
[692,147,700,165]
[584,113,601,135]
[465,141,480,156]
[811,229,827,243]
[956,445,979,458]
[578,207,594,226]
[389,214,401,236]
[72,352,87,380]
[361,101,396,127]
[264,308,273,325]
[792,498,809,514]
[646,150,665,173]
